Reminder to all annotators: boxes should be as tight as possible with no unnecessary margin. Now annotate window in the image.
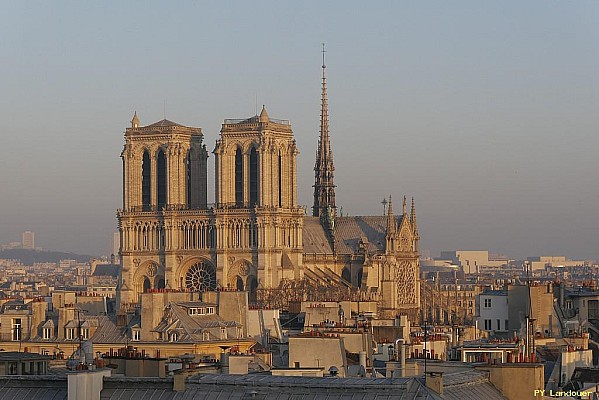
[496,319,501,330]
[142,151,151,209]
[484,319,491,330]
[206,307,215,315]
[132,330,140,341]
[66,328,75,340]
[43,327,52,340]
[484,298,492,308]
[12,319,22,341]
[170,332,178,342]
[202,331,210,341]
[157,150,167,208]
[249,147,259,206]
[505,320,509,330]
[235,148,243,206]
[468,301,473,307]
[81,328,90,340]
[220,327,227,340]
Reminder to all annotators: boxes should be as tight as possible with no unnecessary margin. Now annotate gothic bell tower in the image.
[117,113,208,308]
[212,107,303,289]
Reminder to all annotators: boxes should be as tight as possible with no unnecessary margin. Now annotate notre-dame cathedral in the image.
[116,55,420,320]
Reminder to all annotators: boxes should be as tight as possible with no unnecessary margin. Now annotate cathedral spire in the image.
[313,43,336,218]
[387,195,396,234]
[131,111,139,128]
[410,197,417,229]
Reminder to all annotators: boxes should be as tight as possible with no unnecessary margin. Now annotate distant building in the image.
[439,250,509,274]
[478,290,508,334]
[526,256,587,271]
[22,231,35,250]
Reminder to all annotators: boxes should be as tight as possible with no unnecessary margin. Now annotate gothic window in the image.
[249,147,259,206]
[142,151,151,208]
[247,276,258,303]
[357,269,363,288]
[185,261,216,292]
[278,151,282,206]
[341,267,351,285]
[143,277,151,293]
[157,150,167,207]
[186,150,193,206]
[155,277,165,289]
[235,148,243,206]
[236,276,244,291]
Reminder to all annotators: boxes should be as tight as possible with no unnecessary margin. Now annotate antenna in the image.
[164,99,167,119]
[322,43,326,68]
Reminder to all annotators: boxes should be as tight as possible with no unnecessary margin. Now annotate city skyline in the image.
[1,2,598,259]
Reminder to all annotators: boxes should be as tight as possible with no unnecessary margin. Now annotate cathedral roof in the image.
[303,215,404,255]
[334,216,396,254]
[302,217,333,254]
[92,264,119,277]
[143,119,185,128]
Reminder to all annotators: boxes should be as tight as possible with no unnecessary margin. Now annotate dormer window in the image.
[202,331,210,341]
[131,329,140,341]
[65,328,75,340]
[170,332,179,342]
[206,307,215,315]
[43,327,52,340]
[220,327,227,340]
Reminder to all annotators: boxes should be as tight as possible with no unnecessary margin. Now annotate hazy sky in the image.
[1,1,598,259]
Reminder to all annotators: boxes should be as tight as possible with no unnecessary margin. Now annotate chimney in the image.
[173,372,186,392]
[359,351,367,370]
[67,369,111,400]
[425,371,444,396]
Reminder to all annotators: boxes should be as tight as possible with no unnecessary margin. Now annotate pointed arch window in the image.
[235,148,243,206]
[278,151,282,207]
[157,150,167,207]
[341,267,351,285]
[186,150,193,206]
[142,151,151,209]
[249,147,259,206]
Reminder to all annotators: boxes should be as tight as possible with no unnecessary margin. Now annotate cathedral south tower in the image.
[213,106,304,290]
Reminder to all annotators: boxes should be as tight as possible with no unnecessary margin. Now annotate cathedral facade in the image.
[117,58,420,319]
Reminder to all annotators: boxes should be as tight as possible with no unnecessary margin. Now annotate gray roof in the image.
[101,374,439,400]
[92,264,119,277]
[334,216,398,254]
[90,315,127,344]
[144,119,184,128]
[302,217,333,254]
[0,351,52,361]
[0,370,507,400]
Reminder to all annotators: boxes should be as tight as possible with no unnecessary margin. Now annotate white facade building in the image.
[478,290,508,334]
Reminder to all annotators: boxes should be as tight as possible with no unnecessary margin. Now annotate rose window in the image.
[185,262,216,292]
